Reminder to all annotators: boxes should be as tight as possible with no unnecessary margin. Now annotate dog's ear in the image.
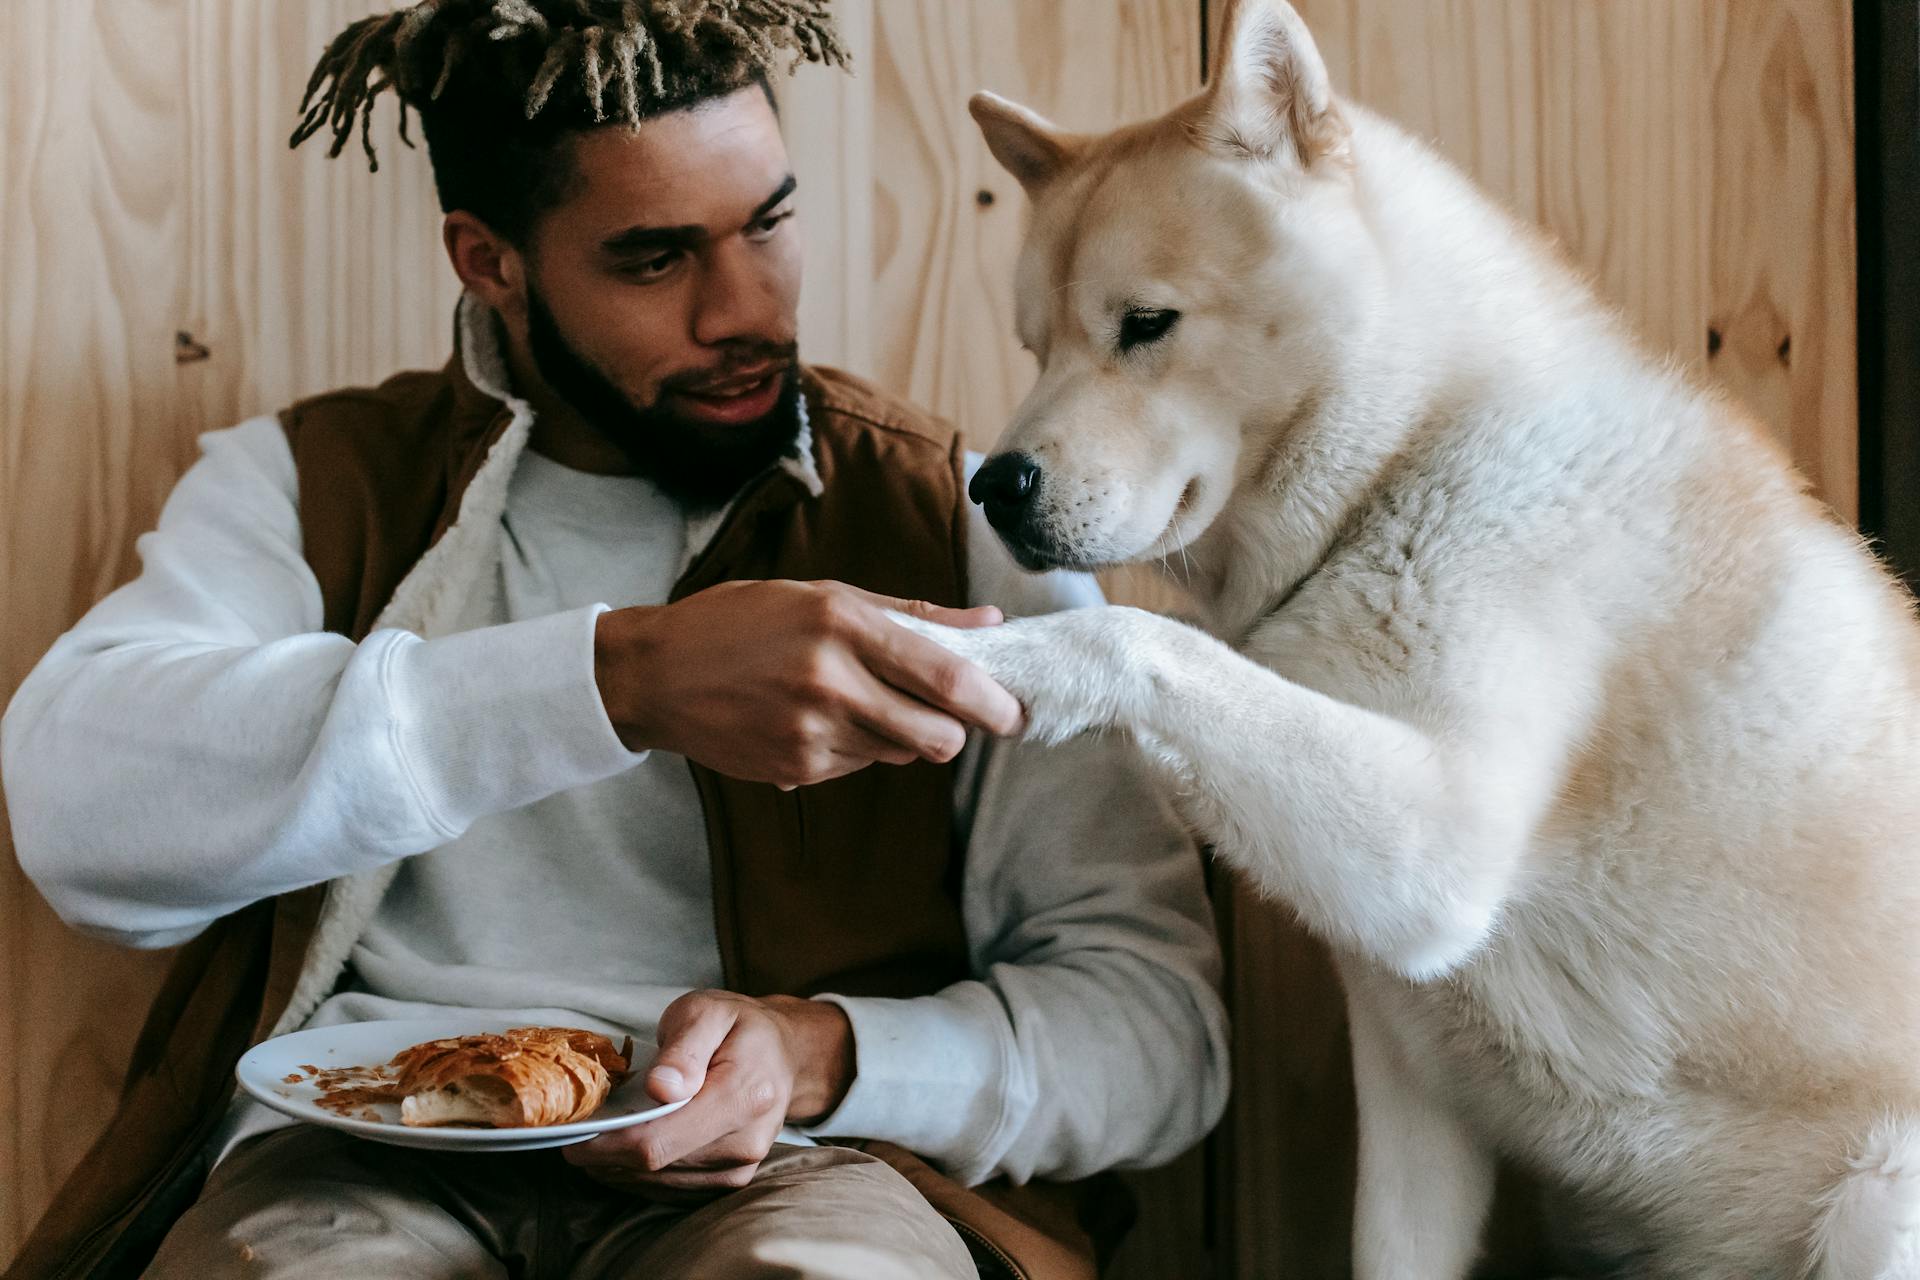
[970,91,1078,190]
[1199,0,1348,168]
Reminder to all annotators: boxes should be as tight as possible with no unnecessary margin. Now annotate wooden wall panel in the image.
[1,1,459,1264]
[1535,3,1713,371]
[864,0,1202,445]
[1703,0,1857,515]
[1,0,194,1253]
[1288,0,1855,514]
[778,0,876,384]
[180,1,463,436]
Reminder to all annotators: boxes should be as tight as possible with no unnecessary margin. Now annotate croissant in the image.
[388,1026,634,1128]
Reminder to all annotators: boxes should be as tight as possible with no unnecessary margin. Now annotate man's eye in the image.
[749,211,794,240]
[625,251,683,280]
[1118,308,1180,351]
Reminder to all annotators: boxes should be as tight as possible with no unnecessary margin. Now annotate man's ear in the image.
[970,91,1081,190]
[443,212,525,317]
[1197,0,1348,168]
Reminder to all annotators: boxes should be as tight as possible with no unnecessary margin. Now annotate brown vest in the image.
[6,360,1122,1280]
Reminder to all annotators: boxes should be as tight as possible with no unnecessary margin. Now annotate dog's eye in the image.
[1118,308,1180,351]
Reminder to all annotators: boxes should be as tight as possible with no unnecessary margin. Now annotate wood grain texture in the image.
[1287,0,1855,514]
[776,0,877,381]
[180,1,464,432]
[865,1,1200,448]
[1,1,458,1264]
[1703,0,1857,516]
[2,0,193,1255]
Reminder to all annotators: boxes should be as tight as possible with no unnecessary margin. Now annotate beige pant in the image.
[142,1126,979,1279]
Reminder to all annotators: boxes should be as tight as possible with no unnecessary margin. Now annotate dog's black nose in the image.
[970,453,1042,534]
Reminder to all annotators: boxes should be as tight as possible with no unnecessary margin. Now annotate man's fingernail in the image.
[651,1066,684,1091]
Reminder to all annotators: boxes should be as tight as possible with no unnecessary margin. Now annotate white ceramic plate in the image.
[235,1017,686,1151]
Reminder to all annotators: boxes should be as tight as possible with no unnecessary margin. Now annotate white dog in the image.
[896,1,1920,1276]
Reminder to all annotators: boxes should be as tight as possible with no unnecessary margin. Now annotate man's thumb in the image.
[889,598,1005,630]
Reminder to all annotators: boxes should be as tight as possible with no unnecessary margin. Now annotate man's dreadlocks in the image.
[292,0,847,240]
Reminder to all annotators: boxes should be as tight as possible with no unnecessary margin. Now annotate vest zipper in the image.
[685,761,743,992]
[790,786,809,867]
[945,1216,1029,1280]
[671,467,802,996]
[671,468,792,597]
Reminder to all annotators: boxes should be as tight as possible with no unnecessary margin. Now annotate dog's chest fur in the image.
[1179,405,1920,1270]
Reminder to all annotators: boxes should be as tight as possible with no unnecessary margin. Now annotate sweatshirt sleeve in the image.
[1,416,643,949]
[797,457,1231,1185]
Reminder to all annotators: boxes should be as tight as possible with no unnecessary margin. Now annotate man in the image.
[0,3,1226,1279]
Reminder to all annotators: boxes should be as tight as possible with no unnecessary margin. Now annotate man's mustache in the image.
[661,343,800,394]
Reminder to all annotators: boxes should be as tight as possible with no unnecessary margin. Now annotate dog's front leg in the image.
[889,606,1160,745]
[897,604,1541,979]
[1345,964,1496,1280]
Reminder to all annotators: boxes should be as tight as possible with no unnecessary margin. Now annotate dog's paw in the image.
[886,608,1151,744]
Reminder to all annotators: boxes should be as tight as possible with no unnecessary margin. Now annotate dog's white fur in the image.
[898,2,1920,1275]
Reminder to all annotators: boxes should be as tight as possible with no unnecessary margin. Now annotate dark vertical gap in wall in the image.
[1857,0,1920,589]
[1200,0,1212,85]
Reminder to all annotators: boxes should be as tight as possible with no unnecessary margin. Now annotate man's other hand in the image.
[562,990,852,1197]
[594,579,1023,788]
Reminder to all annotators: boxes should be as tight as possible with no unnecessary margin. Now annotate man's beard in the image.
[525,287,802,513]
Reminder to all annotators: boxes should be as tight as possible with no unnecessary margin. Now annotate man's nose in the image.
[969,453,1042,535]
[692,243,792,349]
